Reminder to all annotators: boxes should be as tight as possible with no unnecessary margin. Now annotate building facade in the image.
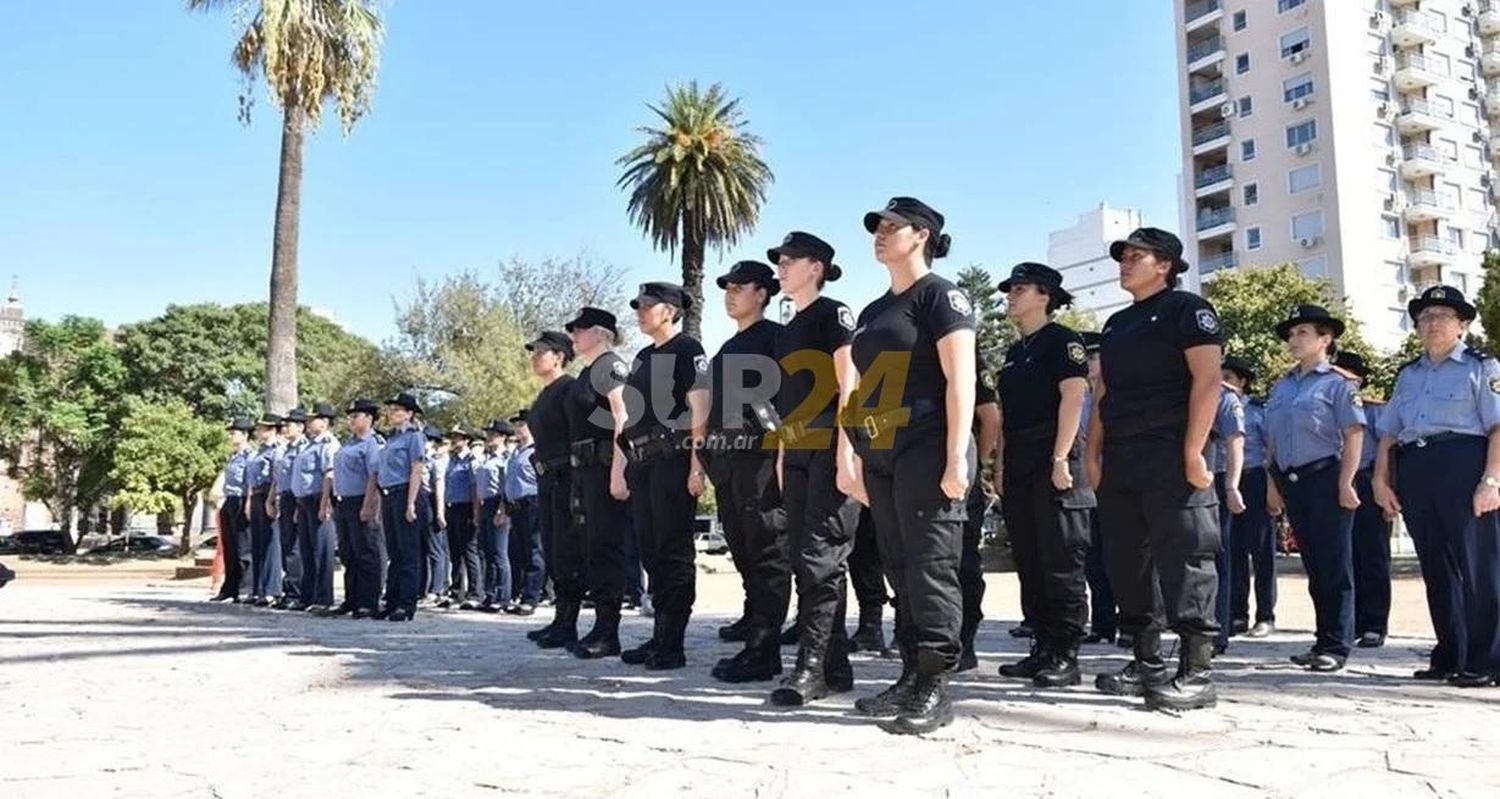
[1176,0,1499,349]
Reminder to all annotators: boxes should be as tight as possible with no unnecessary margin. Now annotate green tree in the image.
[109,400,227,554]
[189,0,387,414]
[0,317,127,542]
[496,255,631,339]
[956,265,1008,365]
[1055,306,1100,334]
[617,82,773,340]
[1473,248,1500,347]
[1204,264,1377,397]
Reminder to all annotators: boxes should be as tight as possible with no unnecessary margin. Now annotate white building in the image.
[0,279,22,356]
[1175,0,1500,349]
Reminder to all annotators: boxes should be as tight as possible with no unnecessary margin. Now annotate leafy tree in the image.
[0,317,127,542]
[617,82,773,340]
[956,265,1008,365]
[189,0,387,414]
[1473,248,1500,348]
[110,400,227,554]
[1204,264,1378,398]
[496,255,631,340]
[1055,306,1100,334]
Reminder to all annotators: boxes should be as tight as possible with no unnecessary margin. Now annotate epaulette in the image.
[1330,365,1360,382]
[1361,396,1387,406]
[1465,347,1495,362]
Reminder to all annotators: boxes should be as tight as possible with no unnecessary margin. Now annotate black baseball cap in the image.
[386,392,423,415]
[227,417,255,433]
[564,306,618,336]
[256,413,283,428]
[310,401,338,420]
[345,398,379,416]
[1407,284,1477,322]
[864,196,945,235]
[630,281,692,311]
[526,330,575,360]
[716,260,781,295]
[1109,227,1189,274]
[767,232,841,281]
[1275,304,1346,340]
[1221,355,1256,383]
[997,262,1074,308]
[284,407,308,424]
[485,419,515,437]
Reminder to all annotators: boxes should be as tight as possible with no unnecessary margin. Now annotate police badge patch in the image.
[1352,394,1364,408]
[837,306,856,331]
[612,360,629,378]
[693,354,709,375]
[947,290,973,316]
[1066,341,1086,364]
[1196,309,1220,333]
[1490,376,1500,394]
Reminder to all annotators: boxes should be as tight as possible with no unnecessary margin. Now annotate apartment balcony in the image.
[1408,236,1456,268]
[1185,0,1223,33]
[1483,43,1500,77]
[1186,35,1226,73]
[1386,0,1417,5]
[1191,120,1232,155]
[1403,189,1455,223]
[1197,251,1238,274]
[1394,53,1449,91]
[1188,78,1229,114]
[1392,9,1444,48]
[1193,164,1234,198]
[1195,207,1236,239]
[1395,98,1453,134]
[1399,143,1452,178]
[1481,0,1500,36]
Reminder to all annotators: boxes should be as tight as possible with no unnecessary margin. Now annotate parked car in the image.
[693,515,728,555]
[84,535,177,556]
[0,534,15,554]
[11,529,70,555]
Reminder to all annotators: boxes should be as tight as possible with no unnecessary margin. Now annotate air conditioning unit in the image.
[1294,142,1315,155]
[1483,173,1493,186]
[1370,11,1386,26]
[1384,193,1398,210]
[1397,285,1411,301]
[1464,3,1475,18]
[1472,87,1483,100]
[1299,236,1321,249]
[1386,150,1399,165]
[1293,96,1311,110]
[1375,55,1389,72]
[1220,102,1237,118]
[1290,50,1309,64]
[1378,101,1391,117]
[1469,44,1479,58]
[1476,130,1488,144]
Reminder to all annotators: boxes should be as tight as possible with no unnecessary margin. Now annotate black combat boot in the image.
[1094,629,1170,696]
[713,628,783,683]
[770,640,830,706]
[855,635,917,717]
[956,618,980,672]
[849,605,889,654]
[1145,633,1217,711]
[527,610,560,642]
[643,614,687,671]
[535,599,579,650]
[779,615,800,647]
[1032,637,1082,688]
[621,614,662,665]
[997,637,1049,680]
[824,626,855,693]
[878,653,954,736]
[718,601,752,642]
[572,601,622,659]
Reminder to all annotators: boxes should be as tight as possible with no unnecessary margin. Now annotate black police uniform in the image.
[848,507,895,653]
[1078,332,1118,644]
[958,359,998,670]
[704,272,788,682]
[522,372,578,640]
[770,280,864,705]
[619,284,709,670]
[1093,227,1222,710]
[995,312,1093,688]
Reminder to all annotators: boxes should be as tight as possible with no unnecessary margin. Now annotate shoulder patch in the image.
[611,360,628,378]
[837,306,856,331]
[1232,402,1245,421]
[947,289,974,316]
[693,354,709,375]
[1352,394,1364,408]
[1468,347,1495,361]
[980,370,995,389]
[1195,308,1220,334]
[1490,376,1500,394]
[1066,341,1087,365]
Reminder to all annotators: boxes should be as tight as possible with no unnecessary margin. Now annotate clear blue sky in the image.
[0,1,1181,350]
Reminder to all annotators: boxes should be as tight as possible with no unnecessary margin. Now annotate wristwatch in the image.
[1051,455,1069,463]
[1484,475,1500,489]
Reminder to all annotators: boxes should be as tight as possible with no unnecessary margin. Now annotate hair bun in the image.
[933,233,952,260]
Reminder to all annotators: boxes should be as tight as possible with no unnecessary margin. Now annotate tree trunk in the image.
[179,495,196,556]
[266,105,305,415]
[680,216,705,341]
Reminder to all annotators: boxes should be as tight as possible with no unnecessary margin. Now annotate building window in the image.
[1291,209,1325,240]
[1445,181,1463,208]
[1473,230,1490,253]
[1389,260,1407,287]
[1299,255,1328,277]
[1376,123,1394,147]
[1244,183,1259,206]
[1464,146,1484,170]
[1438,138,1459,160]
[1278,0,1306,12]
[1237,95,1254,118]
[1247,226,1263,250]
[1380,169,1397,193]
[1471,188,1491,210]
[1236,53,1251,74]
[1286,119,1317,148]
[1450,228,1466,251]
[1382,216,1401,239]
[1280,27,1311,59]
[1241,139,1257,161]
[1283,73,1314,103]
[1233,10,1247,31]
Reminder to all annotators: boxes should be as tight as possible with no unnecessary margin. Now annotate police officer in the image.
[557,314,629,657]
[1333,350,1391,649]
[245,413,284,606]
[291,402,340,613]
[505,411,543,615]
[328,399,383,618]
[1264,305,1362,672]
[213,418,256,602]
[1373,285,1500,687]
[1078,332,1117,645]
[444,427,483,609]
[848,197,976,735]
[848,509,895,655]
[271,408,308,610]
[619,282,710,671]
[422,426,452,605]
[703,260,788,683]
[475,419,513,615]
[960,347,999,671]
[765,232,862,706]
[990,263,1092,687]
[1223,357,1277,638]
[1209,360,1246,655]
[1085,227,1222,711]
[517,330,582,644]
[377,392,428,622]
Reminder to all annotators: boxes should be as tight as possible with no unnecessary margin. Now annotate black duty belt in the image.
[1275,455,1337,485]
[845,399,943,447]
[620,428,686,465]
[1396,432,1486,454]
[1004,422,1058,446]
[706,429,770,453]
[334,494,364,503]
[531,452,571,477]
[1102,406,1187,441]
[377,484,409,497]
[250,486,272,496]
[773,411,838,448]
[570,439,614,469]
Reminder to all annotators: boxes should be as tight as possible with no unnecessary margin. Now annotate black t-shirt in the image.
[566,351,628,444]
[974,345,997,437]
[1098,288,1223,427]
[711,318,782,433]
[997,322,1089,433]
[851,273,976,410]
[623,333,709,439]
[774,296,855,422]
[530,374,575,460]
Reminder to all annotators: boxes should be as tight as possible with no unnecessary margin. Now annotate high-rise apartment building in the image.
[1175,0,1498,348]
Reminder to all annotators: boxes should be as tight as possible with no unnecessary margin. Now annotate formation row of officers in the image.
[215,198,1500,736]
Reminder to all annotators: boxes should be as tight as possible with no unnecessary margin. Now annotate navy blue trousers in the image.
[381,484,426,613]
[479,496,512,604]
[1352,468,1392,637]
[1279,463,1354,658]
[277,491,302,602]
[335,496,383,612]
[1213,475,1235,650]
[1084,508,1116,638]
[1231,467,1277,625]
[219,496,251,598]
[1395,437,1500,675]
[249,490,283,599]
[296,495,337,608]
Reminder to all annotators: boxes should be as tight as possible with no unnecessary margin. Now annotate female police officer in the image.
[1264,304,1362,672]
[1374,285,1500,687]
[376,392,428,622]
[991,262,1092,688]
[1084,227,1223,712]
[847,196,976,736]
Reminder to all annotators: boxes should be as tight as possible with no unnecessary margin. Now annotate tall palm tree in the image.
[617,82,773,339]
[188,0,385,413]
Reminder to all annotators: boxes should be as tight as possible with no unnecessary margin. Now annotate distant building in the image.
[0,279,33,532]
[1048,203,1203,321]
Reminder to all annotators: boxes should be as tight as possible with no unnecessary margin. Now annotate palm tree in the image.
[188,0,385,413]
[617,82,773,339]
